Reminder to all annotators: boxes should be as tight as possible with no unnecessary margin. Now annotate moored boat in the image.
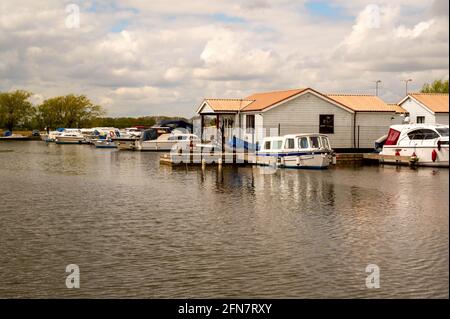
[135,128,200,152]
[93,139,117,149]
[55,129,85,144]
[0,133,30,141]
[377,124,449,167]
[256,134,334,169]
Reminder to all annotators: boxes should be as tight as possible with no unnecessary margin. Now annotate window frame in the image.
[272,140,283,150]
[299,137,309,149]
[416,116,425,124]
[246,115,255,133]
[309,136,321,148]
[285,138,295,149]
[319,114,334,134]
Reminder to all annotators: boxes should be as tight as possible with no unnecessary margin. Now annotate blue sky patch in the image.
[110,20,129,33]
[211,13,246,24]
[305,1,352,20]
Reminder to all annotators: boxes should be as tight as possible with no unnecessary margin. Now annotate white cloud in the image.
[0,0,448,117]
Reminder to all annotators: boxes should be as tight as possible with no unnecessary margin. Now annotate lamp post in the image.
[374,80,381,96]
[402,79,413,96]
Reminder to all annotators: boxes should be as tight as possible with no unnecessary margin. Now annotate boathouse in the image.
[397,93,449,125]
[196,88,404,150]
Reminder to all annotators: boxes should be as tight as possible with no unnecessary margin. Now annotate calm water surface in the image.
[0,141,448,298]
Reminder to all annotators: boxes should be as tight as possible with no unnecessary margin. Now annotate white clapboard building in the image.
[196,88,405,150]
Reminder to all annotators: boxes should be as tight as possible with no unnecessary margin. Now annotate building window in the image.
[246,115,255,133]
[416,116,425,124]
[319,114,334,134]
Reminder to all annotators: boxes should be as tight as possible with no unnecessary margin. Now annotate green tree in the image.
[421,79,449,93]
[37,94,105,129]
[0,90,35,132]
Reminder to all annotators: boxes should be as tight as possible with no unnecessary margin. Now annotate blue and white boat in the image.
[256,134,334,169]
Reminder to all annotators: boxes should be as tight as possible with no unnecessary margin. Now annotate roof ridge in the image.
[205,98,254,101]
[249,88,306,95]
[327,93,377,97]
[410,92,449,95]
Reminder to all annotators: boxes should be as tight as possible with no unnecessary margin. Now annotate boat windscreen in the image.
[385,128,401,145]
[437,127,449,137]
[141,129,159,141]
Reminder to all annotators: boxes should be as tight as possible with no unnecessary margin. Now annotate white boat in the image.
[112,127,143,150]
[135,128,200,152]
[41,130,63,142]
[378,124,449,167]
[55,129,86,144]
[93,139,117,149]
[82,127,118,144]
[256,134,334,169]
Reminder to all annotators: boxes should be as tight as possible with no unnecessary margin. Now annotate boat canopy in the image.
[158,120,192,133]
[385,128,401,146]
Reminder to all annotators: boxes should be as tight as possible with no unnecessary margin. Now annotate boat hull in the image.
[256,152,332,169]
[93,140,117,149]
[136,141,179,152]
[113,138,139,151]
[381,145,449,167]
[55,137,85,144]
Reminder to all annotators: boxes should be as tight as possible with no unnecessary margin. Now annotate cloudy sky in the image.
[0,0,448,117]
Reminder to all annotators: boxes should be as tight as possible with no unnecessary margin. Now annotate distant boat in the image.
[55,129,86,144]
[256,134,334,169]
[135,128,200,152]
[0,131,30,141]
[112,127,144,150]
[93,139,117,149]
[41,130,63,142]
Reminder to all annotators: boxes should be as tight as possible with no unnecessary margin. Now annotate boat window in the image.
[436,127,449,137]
[264,141,271,150]
[321,137,330,149]
[299,137,309,149]
[310,136,321,148]
[285,138,295,149]
[272,140,283,150]
[408,129,439,140]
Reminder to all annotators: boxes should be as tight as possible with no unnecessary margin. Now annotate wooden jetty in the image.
[160,152,253,167]
[161,151,420,167]
[363,153,419,166]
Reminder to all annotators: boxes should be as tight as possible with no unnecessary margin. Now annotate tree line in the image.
[0,90,188,131]
[1,80,447,131]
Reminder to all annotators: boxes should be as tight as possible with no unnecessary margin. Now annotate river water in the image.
[0,141,448,298]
